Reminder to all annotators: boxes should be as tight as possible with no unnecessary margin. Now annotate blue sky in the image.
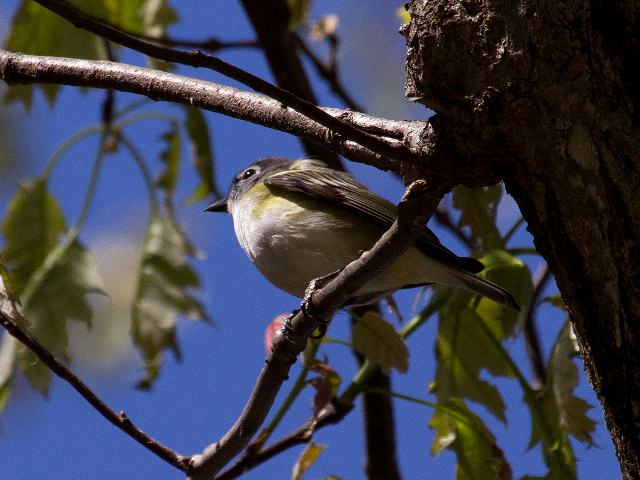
[0,1,619,479]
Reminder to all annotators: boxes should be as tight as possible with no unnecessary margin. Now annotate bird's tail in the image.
[448,269,521,311]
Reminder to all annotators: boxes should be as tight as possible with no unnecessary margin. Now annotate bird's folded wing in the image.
[264,166,484,274]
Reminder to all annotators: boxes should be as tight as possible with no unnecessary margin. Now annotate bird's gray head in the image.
[205,157,292,213]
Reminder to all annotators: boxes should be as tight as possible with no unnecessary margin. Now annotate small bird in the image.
[206,158,519,310]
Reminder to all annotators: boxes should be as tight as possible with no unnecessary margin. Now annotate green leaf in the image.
[287,0,312,30]
[429,399,512,480]
[452,185,503,250]
[131,216,209,388]
[183,107,218,202]
[3,177,104,394]
[292,442,327,480]
[156,123,181,196]
[432,304,511,422]
[531,321,594,473]
[2,179,67,294]
[3,0,178,107]
[3,1,103,107]
[475,250,533,338]
[18,241,105,394]
[352,312,409,373]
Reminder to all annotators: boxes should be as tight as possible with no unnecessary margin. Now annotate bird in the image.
[206,157,519,311]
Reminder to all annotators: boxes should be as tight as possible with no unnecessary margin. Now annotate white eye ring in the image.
[243,168,256,179]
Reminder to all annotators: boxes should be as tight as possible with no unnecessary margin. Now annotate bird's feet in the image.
[281,270,342,342]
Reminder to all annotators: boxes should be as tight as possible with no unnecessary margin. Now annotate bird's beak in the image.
[205,197,228,212]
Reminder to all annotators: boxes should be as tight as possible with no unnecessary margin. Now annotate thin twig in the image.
[187,179,451,479]
[433,206,474,250]
[31,0,416,166]
[133,33,258,52]
[294,33,364,112]
[525,265,552,388]
[0,50,427,175]
[0,311,188,471]
[215,400,350,480]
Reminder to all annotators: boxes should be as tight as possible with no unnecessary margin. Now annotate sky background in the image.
[0,1,619,479]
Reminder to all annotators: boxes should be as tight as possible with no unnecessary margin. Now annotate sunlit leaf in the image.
[453,185,503,250]
[543,294,565,310]
[287,0,312,30]
[131,216,209,388]
[397,6,411,24]
[183,107,218,202]
[475,250,533,337]
[292,442,327,480]
[156,122,181,196]
[430,399,512,480]
[352,312,409,373]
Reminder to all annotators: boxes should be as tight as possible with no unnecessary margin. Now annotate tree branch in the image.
[524,265,551,388]
[0,311,188,472]
[294,33,364,112]
[215,399,352,480]
[0,50,427,175]
[187,179,451,479]
[133,34,258,53]
[239,0,342,169]
[31,0,416,166]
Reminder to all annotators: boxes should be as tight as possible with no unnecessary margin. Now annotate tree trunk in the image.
[403,1,640,478]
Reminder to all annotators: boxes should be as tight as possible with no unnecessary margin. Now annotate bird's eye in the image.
[242,168,256,179]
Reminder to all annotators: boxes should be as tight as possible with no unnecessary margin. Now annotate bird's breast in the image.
[230,183,380,297]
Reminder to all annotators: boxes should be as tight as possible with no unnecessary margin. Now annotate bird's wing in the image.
[264,163,484,274]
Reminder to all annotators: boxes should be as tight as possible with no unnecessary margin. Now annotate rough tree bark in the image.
[403,1,639,478]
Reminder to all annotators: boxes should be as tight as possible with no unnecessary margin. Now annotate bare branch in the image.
[133,34,258,53]
[0,50,427,174]
[216,400,351,480]
[239,0,342,169]
[0,311,188,472]
[294,33,364,112]
[31,0,417,165]
[187,179,451,479]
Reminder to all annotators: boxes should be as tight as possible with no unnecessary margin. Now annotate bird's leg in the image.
[280,309,300,343]
[301,269,342,339]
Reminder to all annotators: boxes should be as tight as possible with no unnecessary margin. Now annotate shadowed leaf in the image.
[18,241,105,394]
[131,216,209,388]
[432,303,511,423]
[527,321,594,477]
[3,0,178,106]
[453,185,503,250]
[156,122,181,196]
[352,311,409,373]
[2,179,67,294]
[309,362,341,416]
[430,399,512,480]
[287,0,312,30]
[2,180,104,394]
[183,107,218,202]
